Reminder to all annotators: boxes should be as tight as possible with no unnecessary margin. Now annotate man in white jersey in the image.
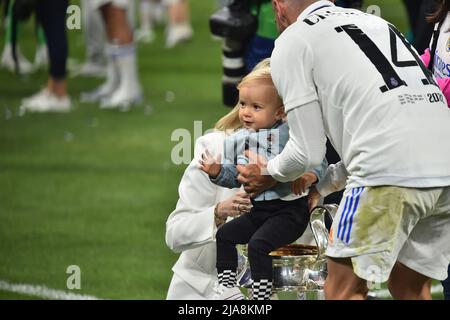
[236,0,450,299]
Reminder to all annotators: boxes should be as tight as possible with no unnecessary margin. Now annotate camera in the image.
[209,0,257,41]
[209,1,258,107]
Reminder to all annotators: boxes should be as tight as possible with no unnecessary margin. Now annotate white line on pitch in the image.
[0,280,101,300]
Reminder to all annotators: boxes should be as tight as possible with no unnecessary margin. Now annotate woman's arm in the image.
[165,134,223,253]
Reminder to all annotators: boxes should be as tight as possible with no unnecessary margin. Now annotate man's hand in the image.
[292,171,318,195]
[237,150,277,198]
[198,150,221,178]
[307,185,322,212]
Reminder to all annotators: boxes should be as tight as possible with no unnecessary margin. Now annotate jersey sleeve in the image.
[316,161,349,197]
[271,32,318,113]
[267,100,327,182]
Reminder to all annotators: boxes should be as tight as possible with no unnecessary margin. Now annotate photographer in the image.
[211,0,277,107]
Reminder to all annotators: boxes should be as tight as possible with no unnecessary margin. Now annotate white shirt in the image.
[268,1,450,189]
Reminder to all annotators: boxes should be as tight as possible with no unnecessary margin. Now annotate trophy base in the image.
[272,288,325,300]
[297,289,325,300]
[243,288,325,300]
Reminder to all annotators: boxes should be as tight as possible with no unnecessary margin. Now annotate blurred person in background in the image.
[214,0,278,107]
[135,0,192,47]
[135,0,164,43]
[403,0,437,54]
[74,0,107,77]
[334,0,362,9]
[21,0,70,113]
[1,0,48,74]
[81,0,143,109]
[420,0,450,104]
[164,0,193,48]
[1,0,6,19]
[75,0,135,78]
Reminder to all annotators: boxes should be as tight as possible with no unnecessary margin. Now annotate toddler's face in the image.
[238,80,284,131]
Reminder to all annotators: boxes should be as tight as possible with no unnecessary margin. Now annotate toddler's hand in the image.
[198,149,222,178]
[292,171,318,195]
[307,185,322,212]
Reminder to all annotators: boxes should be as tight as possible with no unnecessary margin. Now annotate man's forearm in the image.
[267,101,327,182]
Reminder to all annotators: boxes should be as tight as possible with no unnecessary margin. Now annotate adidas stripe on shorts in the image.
[326,186,450,282]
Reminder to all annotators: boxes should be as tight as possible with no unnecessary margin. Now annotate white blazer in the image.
[165,131,240,300]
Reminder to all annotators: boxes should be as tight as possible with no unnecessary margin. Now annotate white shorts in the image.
[91,0,130,10]
[326,186,450,282]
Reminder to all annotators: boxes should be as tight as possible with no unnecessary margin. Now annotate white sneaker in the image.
[80,62,118,103]
[80,84,113,103]
[72,61,107,78]
[136,28,155,44]
[34,45,49,70]
[165,24,193,49]
[100,87,143,110]
[1,44,34,74]
[21,89,71,113]
[213,283,246,300]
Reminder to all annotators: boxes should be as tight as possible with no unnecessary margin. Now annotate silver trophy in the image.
[237,204,338,300]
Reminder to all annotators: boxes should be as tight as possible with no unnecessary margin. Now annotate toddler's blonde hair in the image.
[214,58,282,131]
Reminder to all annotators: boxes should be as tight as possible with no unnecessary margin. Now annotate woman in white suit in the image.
[165,105,252,299]
[166,58,319,299]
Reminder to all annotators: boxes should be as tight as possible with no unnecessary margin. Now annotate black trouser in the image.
[216,197,310,281]
[443,264,450,300]
[403,0,436,54]
[35,0,68,80]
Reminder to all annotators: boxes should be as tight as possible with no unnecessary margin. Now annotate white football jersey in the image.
[271,1,450,188]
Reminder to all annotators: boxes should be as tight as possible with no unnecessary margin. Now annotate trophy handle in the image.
[309,204,338,262]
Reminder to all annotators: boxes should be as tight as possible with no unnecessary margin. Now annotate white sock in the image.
[139,0,153,31]
[107,43,142,95]
[99,44,121,92]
